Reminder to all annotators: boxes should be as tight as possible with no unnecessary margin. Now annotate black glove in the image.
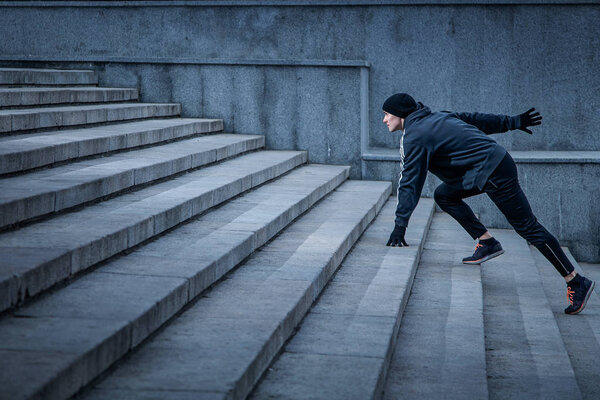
[386,225,408,247]
[517,107,542,134]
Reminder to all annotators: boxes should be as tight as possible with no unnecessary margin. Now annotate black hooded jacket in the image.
[395,103,520,227]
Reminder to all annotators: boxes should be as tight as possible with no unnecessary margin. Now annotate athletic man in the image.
[383,93,595,314]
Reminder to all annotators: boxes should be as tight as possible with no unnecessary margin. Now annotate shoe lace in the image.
[475,243,483,250]
[567,286,575,305]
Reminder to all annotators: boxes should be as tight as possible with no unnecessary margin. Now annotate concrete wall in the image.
[1,1,598,260]
[1,2,599,152]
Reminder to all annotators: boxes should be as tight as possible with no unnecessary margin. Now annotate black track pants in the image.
[433,153,574,277]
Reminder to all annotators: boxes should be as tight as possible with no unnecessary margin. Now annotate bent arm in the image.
[455,112,520,135]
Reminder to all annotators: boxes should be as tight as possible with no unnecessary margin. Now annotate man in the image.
[383,93,594,315]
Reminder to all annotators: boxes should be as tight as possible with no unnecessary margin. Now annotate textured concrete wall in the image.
[94,63,364,177]
[1,3,599,151]
[364,159,600,262]
[1,1,598,260]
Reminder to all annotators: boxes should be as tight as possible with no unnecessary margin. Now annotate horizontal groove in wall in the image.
[0,56,370,68]
[362,148,600,163]
[0,1,596,6]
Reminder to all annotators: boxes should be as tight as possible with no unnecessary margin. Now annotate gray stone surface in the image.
[0,103,181,133]
[482,230,580,399]
[0,163,345,400]
[251,197,434,400]
[0,272,186,400]
[0,86,138,106]
[363,151,600,263]
[532,248,600,399]
[383,213,488,400]
[0,118,224,174]
[79,180,390,400]
[0,133,264,227]
[0,67,97,86]
[1,5,598,151]
[0,149,306,313]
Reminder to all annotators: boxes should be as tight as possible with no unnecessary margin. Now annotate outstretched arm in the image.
[455,108,542,135]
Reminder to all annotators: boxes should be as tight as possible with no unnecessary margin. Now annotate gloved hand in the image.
[517,107,542,134]
[386,225,408,247]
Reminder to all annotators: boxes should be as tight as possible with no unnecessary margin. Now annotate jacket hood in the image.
[404,102,431,128]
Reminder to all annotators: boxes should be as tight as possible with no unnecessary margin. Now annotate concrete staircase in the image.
[1,68,598,400]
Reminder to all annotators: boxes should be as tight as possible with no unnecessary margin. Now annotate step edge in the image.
[0,166,350,400]
[0,150,307,315]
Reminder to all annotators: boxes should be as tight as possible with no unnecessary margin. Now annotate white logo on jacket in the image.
[397,128,406,207]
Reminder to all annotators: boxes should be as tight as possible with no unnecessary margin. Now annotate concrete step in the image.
[0,86,138,107]
[531,247,600,398]
[0,150,307,314]
[383,213,489,399]
[77,180,391,400]
[482,230,580,399]
[250,197,435,400]
[0,133,264,228]
[0,118,224,175]
[0,103,181,133]
[0,163,349,400]
[0,68,98,86]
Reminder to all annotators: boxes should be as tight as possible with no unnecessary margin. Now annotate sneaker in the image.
[462,239,504,265]
[565,275,595,315]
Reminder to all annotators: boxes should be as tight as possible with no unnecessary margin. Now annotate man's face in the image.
[383,112,404,132]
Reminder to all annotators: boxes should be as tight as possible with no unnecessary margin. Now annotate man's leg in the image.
[485,153,594,314]
[433,183,487,240]
[434,183,504,264]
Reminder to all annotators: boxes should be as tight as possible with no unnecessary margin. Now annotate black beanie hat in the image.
[382,93,418,118]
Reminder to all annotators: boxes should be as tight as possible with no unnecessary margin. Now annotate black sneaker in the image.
[565,275,595,315]
[462,239,504,265]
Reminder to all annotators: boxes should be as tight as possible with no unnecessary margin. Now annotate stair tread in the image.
[0,164,349,400]
[0,86,139,107]
[0,118,220,145]
[0,86,134,92]
[0,150,307,314]
[78,180,391,400]
[0,102,180,115]
[0,133,264,227]
[0,103,181,133]
[383,212,488,399]
[482,230,580,398]
[250,197,434,400]
[531,247,599,398]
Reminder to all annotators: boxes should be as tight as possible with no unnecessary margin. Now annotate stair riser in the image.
[0,152,307,314]
[0,69,97,86]
[0,88,138,107]
[1,104,181,133]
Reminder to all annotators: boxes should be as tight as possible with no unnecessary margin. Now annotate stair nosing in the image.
[0,149,307,315]
[0,164,350,400]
